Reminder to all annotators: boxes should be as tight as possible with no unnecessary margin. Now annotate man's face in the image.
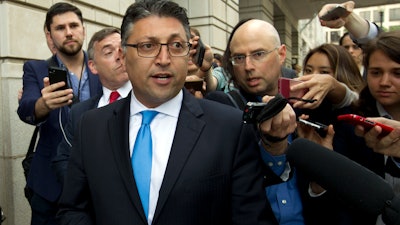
[229,23,286,96]
[122,15,189,108]
[48,12,85,56]
[367,50,400,112]
[88,33,128,90]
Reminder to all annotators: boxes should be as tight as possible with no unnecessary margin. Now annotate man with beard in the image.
[17,3,101,225]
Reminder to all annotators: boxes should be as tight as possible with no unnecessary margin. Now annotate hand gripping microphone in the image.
[286,138,400,225]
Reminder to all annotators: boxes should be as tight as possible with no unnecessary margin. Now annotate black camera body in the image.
[243,102,268,124]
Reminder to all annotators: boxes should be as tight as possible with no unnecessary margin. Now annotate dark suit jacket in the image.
[206,91,384,225]
[17,54,102,202]
[58,90,276,225]
[52,94,102,184]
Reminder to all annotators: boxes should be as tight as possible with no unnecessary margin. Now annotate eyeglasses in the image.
[125,41,191,58]
[230,47,278,65]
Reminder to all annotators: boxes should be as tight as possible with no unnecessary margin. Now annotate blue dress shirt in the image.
[57,55,90,102]
[260,143,305,225]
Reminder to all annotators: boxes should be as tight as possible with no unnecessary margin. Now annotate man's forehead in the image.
[230,37,274,54]
[51,12,81,26]
[96,34,121,48]
[128,17,187,41]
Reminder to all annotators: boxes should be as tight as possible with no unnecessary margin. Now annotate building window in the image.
[373,10,383,23]
[389,8,400,21]
[359,11,371,20]
[330,31,341,44]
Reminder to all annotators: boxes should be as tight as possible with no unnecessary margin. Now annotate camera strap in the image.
[227,90,247,110]
[256,94,288,123]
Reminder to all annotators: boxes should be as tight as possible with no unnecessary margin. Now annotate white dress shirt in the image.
[97,81,132,108]
[129,90,182,225]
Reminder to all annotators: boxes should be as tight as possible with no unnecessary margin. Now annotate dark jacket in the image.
[17,54,102,202]
[58,90,276,225]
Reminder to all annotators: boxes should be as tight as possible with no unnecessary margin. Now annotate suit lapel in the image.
[107,95,148,222]
[153,91,205,222]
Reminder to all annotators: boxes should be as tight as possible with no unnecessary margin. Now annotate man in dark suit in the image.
[17,3,102,225]
[52,27,131,184]
[57,1,277,225]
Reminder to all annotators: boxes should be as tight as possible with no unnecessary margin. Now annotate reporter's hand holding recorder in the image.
[186,34,213,97]
[319,1,371,39]
[354,117,400,157]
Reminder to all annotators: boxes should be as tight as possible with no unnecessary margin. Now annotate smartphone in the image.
[184,80,203,91]
[192,38,205,67]
[278,77,307,99]
[298,118,328,137]
[48,67,68,91]
[319,5,349,21]
[337,114,394,137]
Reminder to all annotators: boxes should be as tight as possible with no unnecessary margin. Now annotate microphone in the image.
[287,138,396,218]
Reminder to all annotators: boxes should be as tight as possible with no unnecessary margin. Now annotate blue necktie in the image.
[132,110,158,218]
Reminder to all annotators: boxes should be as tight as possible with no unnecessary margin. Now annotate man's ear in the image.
[82,25,86,38]
[88,60,98,75]
[278,44,287,65]
[119,48,126,68]
[45,31,56,54]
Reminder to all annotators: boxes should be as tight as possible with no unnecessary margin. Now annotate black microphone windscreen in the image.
[287,138,394,215]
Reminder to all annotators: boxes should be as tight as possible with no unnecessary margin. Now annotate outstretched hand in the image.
[35,77,73,120]
[258,95,297,155]
[291,75,338,109]
[190,35,213,77]
[41,77,74,110]
[296,114,335,150]
[355,117,400,157]
[318,1,354,28]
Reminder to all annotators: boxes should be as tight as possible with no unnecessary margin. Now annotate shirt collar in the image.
[376,101,392,119]
[102,81,132,100]
[130,89,183,119]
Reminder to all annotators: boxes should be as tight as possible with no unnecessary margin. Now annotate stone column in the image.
[174,0,239,54]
